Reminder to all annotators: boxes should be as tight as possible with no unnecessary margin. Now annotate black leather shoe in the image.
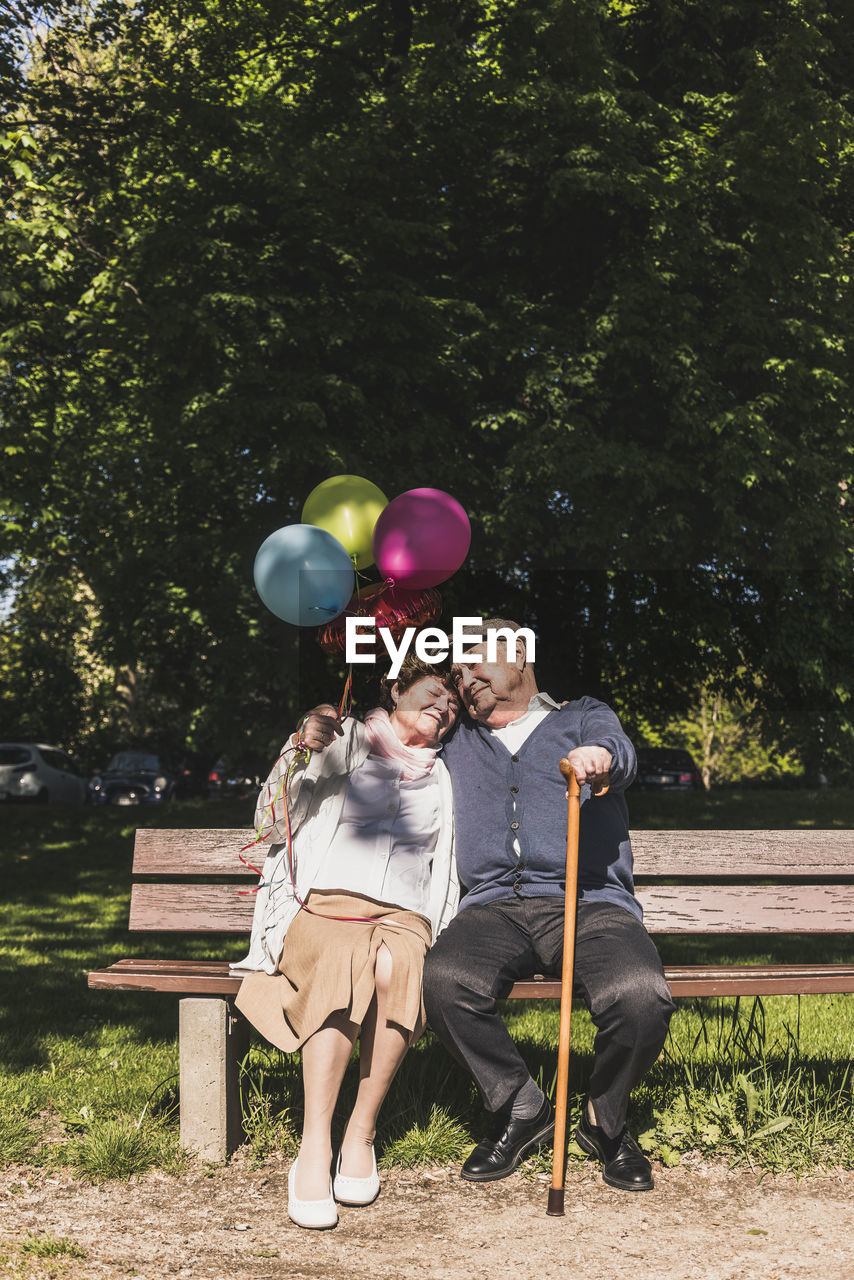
[575,1111,654,1191]
[461,1097,555,1182]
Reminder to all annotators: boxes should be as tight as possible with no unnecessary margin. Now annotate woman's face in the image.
[390,675,461,748]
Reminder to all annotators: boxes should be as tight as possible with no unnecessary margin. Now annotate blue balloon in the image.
[253,524,355,625]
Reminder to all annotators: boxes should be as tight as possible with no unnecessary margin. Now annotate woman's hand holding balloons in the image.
[295,705,345,751]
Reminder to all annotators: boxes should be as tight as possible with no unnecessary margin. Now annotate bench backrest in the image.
[128,828,854,935]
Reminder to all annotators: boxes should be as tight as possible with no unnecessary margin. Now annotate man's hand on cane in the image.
[564,746,612,797]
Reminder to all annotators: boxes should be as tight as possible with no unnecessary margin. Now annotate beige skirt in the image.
[235,890,433,1053]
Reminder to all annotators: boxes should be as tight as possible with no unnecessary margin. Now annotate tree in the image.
[2,0,853,767]
[635,680,803,789]
[0,561,115,762]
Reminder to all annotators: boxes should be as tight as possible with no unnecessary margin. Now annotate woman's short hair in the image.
[378,651,458,711]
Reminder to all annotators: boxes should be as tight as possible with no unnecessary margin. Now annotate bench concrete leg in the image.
[178,997,249,1162]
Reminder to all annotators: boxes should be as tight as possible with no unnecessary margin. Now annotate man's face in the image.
[451,641,527,724]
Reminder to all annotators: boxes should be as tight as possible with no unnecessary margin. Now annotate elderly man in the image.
[420,618,674,1191]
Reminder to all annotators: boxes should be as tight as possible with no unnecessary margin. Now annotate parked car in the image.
[87,750,176,806]
[206,759,262,803]
[633,747,702,791]
[0,743,87,803]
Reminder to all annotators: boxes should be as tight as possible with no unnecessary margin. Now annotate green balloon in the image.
[301,474,388,569]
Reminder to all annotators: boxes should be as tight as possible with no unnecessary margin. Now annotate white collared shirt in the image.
[488,691,562,755]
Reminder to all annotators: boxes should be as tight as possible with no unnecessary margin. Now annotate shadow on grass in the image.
[238,1024,599,1159]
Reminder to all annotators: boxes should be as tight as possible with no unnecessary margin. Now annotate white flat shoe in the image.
[287,1160,338,1229]
[333,1145,381,1206]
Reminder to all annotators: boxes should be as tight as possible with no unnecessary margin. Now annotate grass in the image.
[0,1233,88,1280]
[1,790,853,1178]
[20,1234,88,1259]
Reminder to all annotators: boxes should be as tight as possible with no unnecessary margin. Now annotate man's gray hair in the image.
[475,617,535,664]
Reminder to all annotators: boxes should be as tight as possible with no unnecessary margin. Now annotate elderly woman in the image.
[233,656,460,1230]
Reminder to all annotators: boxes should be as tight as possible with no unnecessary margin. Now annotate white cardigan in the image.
[232,719,458,975]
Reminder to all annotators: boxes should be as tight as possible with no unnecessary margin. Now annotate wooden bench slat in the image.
[129,884,255,931]
[631,829,854,875]
[128,881,854,934]
[89,966,245,995]
[638,884,854,932]
[88,959,854,997]
[132,828,854,878]
[133,829,261,876]
[511,965,854,996]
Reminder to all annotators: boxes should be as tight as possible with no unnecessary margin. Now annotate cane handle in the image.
[559,759,610,797]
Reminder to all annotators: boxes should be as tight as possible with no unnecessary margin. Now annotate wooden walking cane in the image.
[546,760,609,1216]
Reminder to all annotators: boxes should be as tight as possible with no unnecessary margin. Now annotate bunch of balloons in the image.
[253,475,471,630]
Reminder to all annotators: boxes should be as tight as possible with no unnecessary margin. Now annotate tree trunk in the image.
[699,687,720,791]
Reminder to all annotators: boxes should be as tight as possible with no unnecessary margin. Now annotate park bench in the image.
[88,825,854,1162]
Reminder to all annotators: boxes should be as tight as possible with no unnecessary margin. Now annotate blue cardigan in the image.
[441,697,641,920]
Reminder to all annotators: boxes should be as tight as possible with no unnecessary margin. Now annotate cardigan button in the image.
[510,785,519,793]
[510,821,519,830]
[511,754,520,762]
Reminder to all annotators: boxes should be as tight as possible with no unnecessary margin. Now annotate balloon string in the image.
[236,742,303,890]
[337,666,353,719]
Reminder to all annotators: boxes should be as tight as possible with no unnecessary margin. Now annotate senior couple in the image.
[235,619,675,1229]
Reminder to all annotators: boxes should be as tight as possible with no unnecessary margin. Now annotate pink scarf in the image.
[363,707,439,781]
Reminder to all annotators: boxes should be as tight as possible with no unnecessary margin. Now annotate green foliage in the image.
[2,1,854,762]
[634,683,803,786]
[633,996,854,1175]
[0,565,115,764]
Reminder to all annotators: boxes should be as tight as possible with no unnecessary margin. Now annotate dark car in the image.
[206,758,262,802]
[87,750,176,806]
[633,748,702,791]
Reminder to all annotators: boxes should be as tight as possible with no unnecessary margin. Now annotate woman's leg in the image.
[296,1011,358,1199]
[339,942,409,1177]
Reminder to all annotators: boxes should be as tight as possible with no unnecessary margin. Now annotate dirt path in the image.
[2,1156,853,1280]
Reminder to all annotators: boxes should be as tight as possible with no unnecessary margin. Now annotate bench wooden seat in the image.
[89,956,854,999]
[88,826,854,1161]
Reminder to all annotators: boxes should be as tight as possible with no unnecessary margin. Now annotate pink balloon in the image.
[372,488,471,590]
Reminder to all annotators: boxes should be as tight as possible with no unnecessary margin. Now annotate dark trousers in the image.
[422,897,675,1139]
